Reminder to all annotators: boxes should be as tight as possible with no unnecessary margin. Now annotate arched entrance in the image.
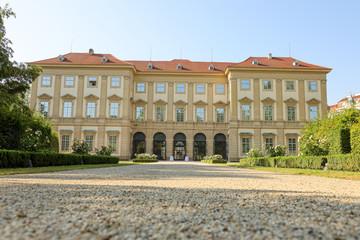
[173,133,186,160]
[132,132,145,158]
[153,132,166,160]
[214,133,227,160]
[193,133,206,161]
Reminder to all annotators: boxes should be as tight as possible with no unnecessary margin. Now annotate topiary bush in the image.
[202,155,227,163]
[351,123,360,155]
[132,153,158,162]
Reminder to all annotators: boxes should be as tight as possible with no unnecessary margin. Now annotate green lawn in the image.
[227,164,360,181]
[0,161,138,176]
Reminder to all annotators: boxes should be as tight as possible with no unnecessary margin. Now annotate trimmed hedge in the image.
[201,159,227,164]
[132,159,158,162]
[0,150,119,168]
[351,123,360,155]
[241,155,359,172]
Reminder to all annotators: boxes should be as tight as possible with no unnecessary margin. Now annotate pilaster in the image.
[230,78,238,121]
[76,75,84,118]
[122,76,131,120]
[228,127,238,161]
[147,82,154,121]
[99,76,107,118]
[52,75,62,117]
[253,79,260,121]
[187,83,194,122]
[207,83,214,122]
[119,127,130,160]
[98,125,105,147]
[298,79,306,121]
[276,79,283,121]
[167,83,174,122]
[30,77,38,109]
[321,79,327,117]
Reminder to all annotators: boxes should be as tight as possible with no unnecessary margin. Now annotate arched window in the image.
[173,133,186,160]
[153,132,166,160]
[193,133,206,161]
[214,133,227,160]
[132,132,145,158]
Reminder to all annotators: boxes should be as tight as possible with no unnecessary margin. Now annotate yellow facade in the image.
[30,52,331,161]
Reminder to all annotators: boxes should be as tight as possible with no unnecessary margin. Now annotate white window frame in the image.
[137,83,145,92]
[156,106,164,122]
[241,80,249,89]
[157,83,165,93]
[109,135,117,152]
[177,84,185,93]
[136,106,144,121]
[88,77,97,87]
[216,85,224,94]
[242,137,250,153]
[264,80,272,90]
[87,102,96,118]
[61,135,70,151]
[42,76,51,86]
[85,135,94,151]
[288,138,297,154]
[287,106,296,121]
[196,84,205,94]
[63,102,72,118]
[309,81,317,91]
[111,77,120,87]
[242,105,250,120]
[264,105,273,121]
[286,80,294,90]
[196,108,205,122]
[216,108,224,123]
[40,101,49,117]
[110,102,119,118]
[309,106,318,120]
[176,107,184,122]
[65,76,74,86]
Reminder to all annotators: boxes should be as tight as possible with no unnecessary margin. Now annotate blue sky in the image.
[4,0,360,105]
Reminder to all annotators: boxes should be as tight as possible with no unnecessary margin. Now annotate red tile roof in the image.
[126,59,235,73]
[229,57,331,70]
[30,53,331,72]
[29,53,133,66]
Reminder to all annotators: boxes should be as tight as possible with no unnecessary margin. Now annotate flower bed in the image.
[132,153,158,163]
[201,155,227,164]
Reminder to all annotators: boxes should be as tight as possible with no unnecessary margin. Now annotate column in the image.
[30,77,38,109]
[99,75,108,118]
[147,82,154,121]
[76,75,84,118]
[187,83,194,122]
[52,75,62,117]
[167,83,174,122]
[122,76,131,120]
[276,79,283,121]
[207,83,213,122]
[298,80,306,121]
[321,79,327,117]
[74,125,81,141]
[253,79,260,121]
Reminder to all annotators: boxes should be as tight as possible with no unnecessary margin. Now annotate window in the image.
[216,108,224,123]
[196,108,205,122]
[287,106,296,121]
[40,102,49,117]
[241,105,250,120]
[85,135,94,151]
[241,80,249,89]
[176,107,184,122]
[264,80,272,90]
[111,77,120,87]
[42,76,51,86]
[63,102,72,118]
[196,84,205,93]
[177,84,185,93]
[242,137,250,153]
[65,76,74,86]
[309,81,317,91]
[309,106,318,120]
[87,102,96,118]
[264,105,273,121]
[137,83,145,92]
[89,77,97,87]
[109,135,117,152]
[265,138,273,149]
[288,138,297,154]
[61,135,70,151]
[216,85,224,94]
[110,102,119,118]
[156,106,164,122]
[286,80,294,90]
[157,83,165,93]
[136,107,144,121]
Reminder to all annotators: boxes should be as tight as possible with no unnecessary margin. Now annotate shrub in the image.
[266,145,287,157]
[82,155,119,164]
[0,150,30,168]
[132,159,158,162]
[202,155,227,164]
[132,153,158,162]
[71,139,90,155]
[95,146,114,156]
[327,155,360,171]
[247,148,264,158]
[351,123,360,155]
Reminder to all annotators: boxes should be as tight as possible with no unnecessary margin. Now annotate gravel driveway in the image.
[0,162,359,239]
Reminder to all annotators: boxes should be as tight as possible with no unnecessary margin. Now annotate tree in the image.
[0,4,57,152]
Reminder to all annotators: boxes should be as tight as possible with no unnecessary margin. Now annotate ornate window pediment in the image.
[193,100,207,106]
[238,97,253,103]
[261,97,276,104]
[284,98,298,104]
[61,94,76,100]
[306,98,321,105]
[107,94,122,100]
[213,100,228,106]
[154,99,167,105]
[134,99,147,105]
[38,93,52,99]
[174,100,187,105]
[84,94,99,100]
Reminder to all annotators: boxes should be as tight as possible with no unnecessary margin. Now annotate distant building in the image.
[29,51,331,161]
[329,93,360,112]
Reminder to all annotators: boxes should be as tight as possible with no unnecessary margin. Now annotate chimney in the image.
[268,53,272,59]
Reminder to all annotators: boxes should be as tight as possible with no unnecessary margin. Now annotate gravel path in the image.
[0,162,359,240]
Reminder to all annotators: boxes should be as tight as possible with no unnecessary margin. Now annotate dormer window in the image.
[102,56,108,62]
[293,60,300,66]
[148,63,153,69]
[252,59,258,65]
[58,55,64,62]
[177,64,182,70]
[209,64,214,70]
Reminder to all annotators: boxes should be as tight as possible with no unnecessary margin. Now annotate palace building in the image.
[29,51,331,161]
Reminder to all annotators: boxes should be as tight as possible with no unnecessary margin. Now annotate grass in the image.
[227,164,360,181]
[0,161,138,176]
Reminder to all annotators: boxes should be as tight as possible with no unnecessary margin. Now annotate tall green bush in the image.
[351,123,360,155]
